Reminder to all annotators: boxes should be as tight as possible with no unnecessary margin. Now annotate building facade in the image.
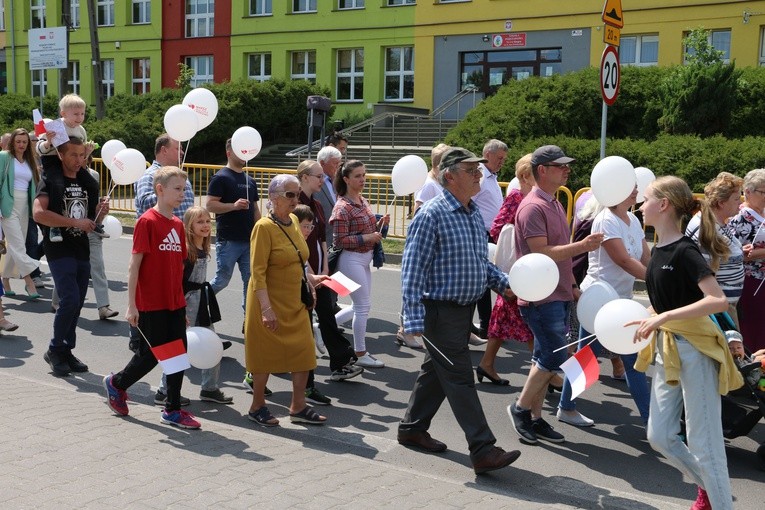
[1,1,765,119]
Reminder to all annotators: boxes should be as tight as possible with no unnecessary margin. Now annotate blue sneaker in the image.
[103,374,129,416]
[161,409,201,429]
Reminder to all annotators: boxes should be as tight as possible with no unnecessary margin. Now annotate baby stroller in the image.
[711,312,765,471]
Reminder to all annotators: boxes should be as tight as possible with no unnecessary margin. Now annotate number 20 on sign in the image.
[600,45,620,106]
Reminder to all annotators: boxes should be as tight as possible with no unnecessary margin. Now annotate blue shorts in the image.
[519,300,569,372]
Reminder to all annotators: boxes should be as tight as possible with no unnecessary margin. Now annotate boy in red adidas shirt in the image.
[103,166,201,429]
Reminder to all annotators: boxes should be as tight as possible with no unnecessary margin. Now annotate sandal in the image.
[247,406,279,427]
[289,405,326,425]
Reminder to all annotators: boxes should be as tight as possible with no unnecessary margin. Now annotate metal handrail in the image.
[431,85,477,118]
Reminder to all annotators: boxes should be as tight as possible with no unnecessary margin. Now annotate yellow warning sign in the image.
[602,0,624,29]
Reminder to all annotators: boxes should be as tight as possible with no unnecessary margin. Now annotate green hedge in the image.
[498,135,765,193]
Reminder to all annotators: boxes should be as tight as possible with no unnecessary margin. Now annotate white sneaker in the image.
[355,353,384,368]
[468,333,488,346]
[556,408,595,427]
[313,322,326,354]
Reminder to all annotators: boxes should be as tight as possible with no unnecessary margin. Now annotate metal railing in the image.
[97,158,580,239]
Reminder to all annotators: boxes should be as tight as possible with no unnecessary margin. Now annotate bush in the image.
[494,135,765,193]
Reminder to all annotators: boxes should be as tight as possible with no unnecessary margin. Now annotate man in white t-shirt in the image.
[470,139,508,341]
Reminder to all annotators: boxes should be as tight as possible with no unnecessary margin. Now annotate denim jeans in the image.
[210,239,250,311]
[519,301,569,372]
[647,335,732,510]
[559,326,650,424]
[48,257,90,351]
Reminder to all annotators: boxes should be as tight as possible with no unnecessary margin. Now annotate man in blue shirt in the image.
[134,134,195,218]
[207,138,261,310]
[398,147,521,475]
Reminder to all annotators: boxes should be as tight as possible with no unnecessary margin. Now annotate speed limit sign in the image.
[600,45,620,106]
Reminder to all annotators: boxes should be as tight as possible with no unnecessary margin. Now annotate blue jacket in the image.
[0,151,37,218]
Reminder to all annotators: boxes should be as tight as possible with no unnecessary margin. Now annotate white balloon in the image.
[507,177,520,196]
[101,139,126,171]
[102,215,123,239]
[391,155,428,196]
[508,253,560,302]
[576,281,619,333]
[163,104,199,142]
[186,327,224,370]
[590,156,636,207]
[487,242,497,263]
[231,126,263,162]
[110,148,147,185]
[182,88,219,130]
[635,166,656,203]
[593,299,651,355]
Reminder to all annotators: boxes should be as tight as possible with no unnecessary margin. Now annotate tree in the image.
[657,28,739,137]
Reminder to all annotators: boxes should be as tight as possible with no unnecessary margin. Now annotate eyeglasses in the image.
[309,173,324,178]
[752,189,765,196]
[544,163,570,169]
[277,191,299,199]
[300,223,315,231]
[459,165,483,176]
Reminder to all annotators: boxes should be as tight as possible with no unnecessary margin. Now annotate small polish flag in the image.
[33,109,46,137]
[560,345,600,400]
[150,338,191,375]
[322,271,360,297]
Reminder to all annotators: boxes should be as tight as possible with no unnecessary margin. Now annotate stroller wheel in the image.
[758,444,765,471]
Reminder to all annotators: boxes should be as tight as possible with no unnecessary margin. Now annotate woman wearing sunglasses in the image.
[330,160,390,368]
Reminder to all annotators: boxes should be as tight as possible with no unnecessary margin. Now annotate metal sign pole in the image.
[599,101,607,160]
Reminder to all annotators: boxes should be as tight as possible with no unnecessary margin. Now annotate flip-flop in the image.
[247,406,279,427]
[289,405,326,425]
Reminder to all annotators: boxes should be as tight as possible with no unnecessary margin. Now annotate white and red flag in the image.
[150,338,191,375]
[323,271,360,297]
[33,109,46,137]
[560,345,600,400]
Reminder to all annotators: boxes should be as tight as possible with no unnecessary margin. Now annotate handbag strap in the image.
[269,214,308,279]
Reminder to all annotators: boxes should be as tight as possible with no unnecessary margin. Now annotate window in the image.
[248,53,271,82]
[0,1,5,31]
[291,51,316,83]
[66,61,80,94]
[293,0,316,13]
[31,0,46,29]
[388,0,415,5]
[685,29,731,64]
[339,0,364,8]
[131,58,151,95]
[31,69,47,97]
[337,49,364,101]
[69,0,80,28]
[186,56,214,87]
[97,0,115,26]
[439,0,469,3]
[250,0,271,15]
[384,47,414,101]
[186,0,214,37]
[459,48,562,95]
[133,0,151,24]
[760,28,765,66]
[101,59,114,99]
[620,35,658,66]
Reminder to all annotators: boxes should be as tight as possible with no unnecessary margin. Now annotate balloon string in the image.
[180,140,190,169]
[95,180,117,220]
[553,333,596,353]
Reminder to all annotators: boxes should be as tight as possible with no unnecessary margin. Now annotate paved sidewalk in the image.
[0,370,578,509]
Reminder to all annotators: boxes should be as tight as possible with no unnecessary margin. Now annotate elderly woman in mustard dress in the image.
[244,174,327,427]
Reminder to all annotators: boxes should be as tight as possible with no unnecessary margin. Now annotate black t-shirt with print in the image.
[37,173,91,261]
[645,236,714,314]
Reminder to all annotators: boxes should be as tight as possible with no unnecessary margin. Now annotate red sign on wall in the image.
[491,33,527,48]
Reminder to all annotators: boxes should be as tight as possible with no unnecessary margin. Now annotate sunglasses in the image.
[277,191,299,199]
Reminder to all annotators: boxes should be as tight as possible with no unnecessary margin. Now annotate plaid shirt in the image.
[330,195,378,253]
[134,161,195,218]
[402,189,510,334]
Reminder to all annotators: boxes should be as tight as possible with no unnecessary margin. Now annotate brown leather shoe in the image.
[397,430,447,453]
[472,446,521,474]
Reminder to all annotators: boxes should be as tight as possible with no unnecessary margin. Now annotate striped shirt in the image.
[402,189,510,333]
[686,213,744,304]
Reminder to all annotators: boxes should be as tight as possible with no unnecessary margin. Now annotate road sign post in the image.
[600,45,620,106]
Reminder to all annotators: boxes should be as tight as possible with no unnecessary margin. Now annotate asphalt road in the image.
[0,232,762,509]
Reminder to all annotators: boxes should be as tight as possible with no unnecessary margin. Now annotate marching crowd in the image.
[2,92,764,508]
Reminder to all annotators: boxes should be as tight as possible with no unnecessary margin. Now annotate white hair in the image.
[317,146,342,164]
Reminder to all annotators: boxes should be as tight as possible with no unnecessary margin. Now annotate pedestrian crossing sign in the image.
[602,0,624,29]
